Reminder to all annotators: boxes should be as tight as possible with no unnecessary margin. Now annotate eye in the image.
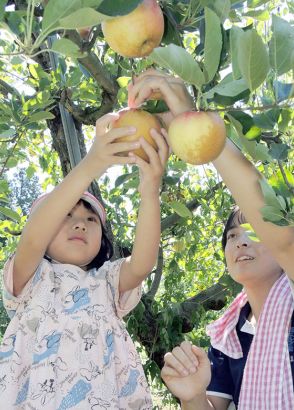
[67,212,72,217]
[87,216,98,223]
[227,232,236,240]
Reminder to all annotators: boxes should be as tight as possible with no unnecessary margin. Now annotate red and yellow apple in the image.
[101,0,164,58]
[111,108,162,162]
[168,111,226,165]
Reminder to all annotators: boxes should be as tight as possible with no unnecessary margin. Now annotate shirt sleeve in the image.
[206,346,234,401]
[287,275,294,300]
[2,254,47,319]
[104,258,142,319]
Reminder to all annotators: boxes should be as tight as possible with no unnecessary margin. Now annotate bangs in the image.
[221,206,246,251]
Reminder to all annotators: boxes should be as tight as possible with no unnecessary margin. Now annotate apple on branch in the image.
[168,111,226,165]
[101,0,164,58]
[111,108,162,162]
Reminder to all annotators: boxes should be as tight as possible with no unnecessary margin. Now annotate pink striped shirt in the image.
[207,274,294,409]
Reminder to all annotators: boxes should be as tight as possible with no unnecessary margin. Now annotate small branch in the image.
[146,246,164,299]
[0,79,21,97]
[0,133,22,178]
[219,102,293,113]
[161,181,223,232]
[278,160,294,195]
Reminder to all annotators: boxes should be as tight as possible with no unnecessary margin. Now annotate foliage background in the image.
[0,0,293,407]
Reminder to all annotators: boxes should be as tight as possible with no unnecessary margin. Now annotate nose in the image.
[236,232,249,248]
[72,218,87,232]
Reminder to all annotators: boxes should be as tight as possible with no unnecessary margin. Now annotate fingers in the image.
[163,342,200,377]
[128,76,183,109]
[104,126,136,144]
[130,129,168,172]
[162,342,209,377]
[150,128,169,166]
[95,113,119,137]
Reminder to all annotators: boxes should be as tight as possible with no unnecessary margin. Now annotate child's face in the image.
[224,224,282,286]
[46,202,102,269]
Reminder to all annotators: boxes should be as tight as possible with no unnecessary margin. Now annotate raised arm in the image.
[13,114,140,296]
[119,128,168,292]
[129,69,294,280]
[213,139,294,279]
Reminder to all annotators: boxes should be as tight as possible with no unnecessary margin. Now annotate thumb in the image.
[191,345,210,366]
[95,113,119,137]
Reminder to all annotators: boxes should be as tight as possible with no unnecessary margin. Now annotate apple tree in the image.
[0,0,293,406]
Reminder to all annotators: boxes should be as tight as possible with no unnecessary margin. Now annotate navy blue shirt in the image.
[207,302,294,406]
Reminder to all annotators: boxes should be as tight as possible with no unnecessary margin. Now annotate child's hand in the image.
[130,127,169,198]
[87,113,141,174]
[128,69,194,128]
[161,341,212,402]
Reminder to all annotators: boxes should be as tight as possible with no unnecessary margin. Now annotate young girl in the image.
[128,69,294,409]
[0,112,168,409]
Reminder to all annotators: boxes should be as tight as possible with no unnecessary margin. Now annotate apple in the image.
[101,0,164,58]
[111,108,162,162]
[168,111,226,165]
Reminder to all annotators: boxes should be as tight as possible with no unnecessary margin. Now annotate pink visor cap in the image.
[30,191,107,226]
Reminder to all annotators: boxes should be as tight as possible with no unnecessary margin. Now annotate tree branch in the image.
[161,181,223,232]
[146,246,164,299]
[0,79,21,97]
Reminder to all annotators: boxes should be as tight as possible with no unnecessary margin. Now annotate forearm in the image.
[213,138,294,271]
[181,394,215,410]
[130,194,161,277]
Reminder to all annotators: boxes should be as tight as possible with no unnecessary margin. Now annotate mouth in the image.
[69,237,87,244]
[235,255,254,262]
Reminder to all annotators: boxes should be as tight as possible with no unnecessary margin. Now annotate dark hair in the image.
[79,200,113,270]
[221,206,246,251]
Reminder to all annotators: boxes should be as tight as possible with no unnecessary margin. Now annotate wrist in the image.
[80,152,107,180]
[181,391,209,407]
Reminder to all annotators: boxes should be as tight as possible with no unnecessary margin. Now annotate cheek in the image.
[224,244,233,264]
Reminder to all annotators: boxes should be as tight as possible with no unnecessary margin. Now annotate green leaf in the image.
[238,29,269,91]
[269,143,290,161]
[203,8,222,83]
[6,157,18,168]
[0,206,20,222]
[228,114,271,161]
[51,38,85,59]
[26,165,36,178]
[0,0,6,22]
[260,205,284,223]
[243,9,270,21]
[274,81,294,103]
[259,178,284,209]
[269,170,294,198]
[97,0,142,16]
[253,109,280,130]
[211,0,231,22]
[114,173,132,188]
[240,223,260,242]
[42,0,82,32]
[59,8,110,29]
[203,75,248,99]
[244,125,261,141]
[169,201,193,218]
[230,26,244,80]
[25,111,55,123]
[247,0,270,6]
[0,180,9,193]
[150,44,205,89]
[269,15,294,76]
[0,128,16,139]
